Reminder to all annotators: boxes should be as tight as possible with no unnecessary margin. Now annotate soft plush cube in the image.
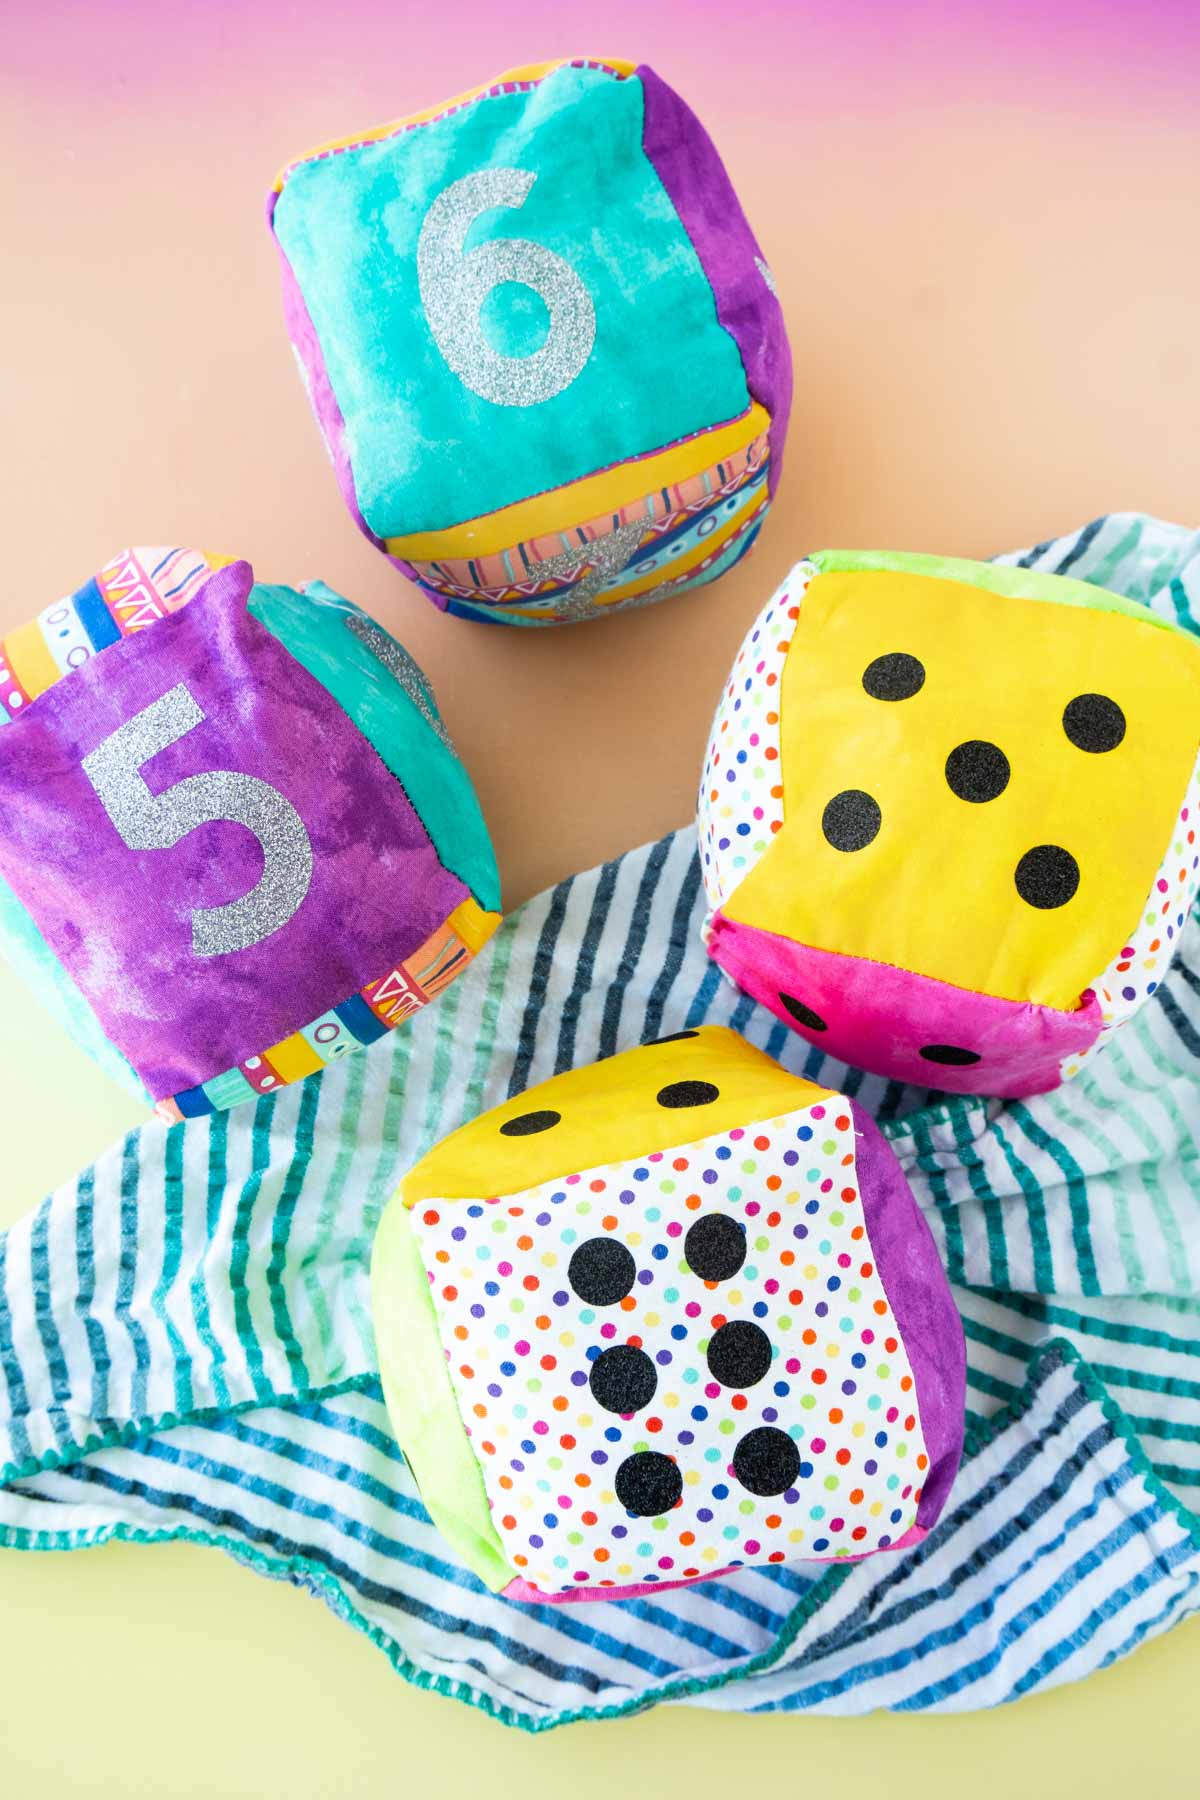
[268,58,791,626]
[371,1027,964,1602]
[699,550,1200,1097]
[0,548,500,1118]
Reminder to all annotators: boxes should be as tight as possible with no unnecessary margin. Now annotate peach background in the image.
[2,2,1198,1794]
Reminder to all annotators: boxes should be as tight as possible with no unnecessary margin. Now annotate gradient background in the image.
[2,2,1199,1793]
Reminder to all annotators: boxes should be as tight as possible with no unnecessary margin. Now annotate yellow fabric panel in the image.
[725,567,1200,1010]
[272,59,638,191]
[401,1025,833,1207]
[4,622,60,700]
[262,1032,325,1085]
[383,405,769,561]
[448,899,502,956]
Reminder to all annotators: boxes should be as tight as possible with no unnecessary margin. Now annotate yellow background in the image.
[3,0,1199,1791]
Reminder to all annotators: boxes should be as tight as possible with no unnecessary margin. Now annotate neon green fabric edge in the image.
[812,547,1190,636]
[370,1195,513,1593]
[0,869,152,1105]
[247,581,501,912]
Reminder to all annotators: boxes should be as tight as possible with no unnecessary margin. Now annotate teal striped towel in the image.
[1,513,1198,1730]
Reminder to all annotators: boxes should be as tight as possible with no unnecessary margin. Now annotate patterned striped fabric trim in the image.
[0,512,1198,1728]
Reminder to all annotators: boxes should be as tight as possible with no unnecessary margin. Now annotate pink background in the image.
[5,1,1200,911]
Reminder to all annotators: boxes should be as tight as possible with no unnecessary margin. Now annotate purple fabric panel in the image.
[708,913,1101,1099]
[637,64,793,498]
[850,1102,965,1534]
[266,192,440,607]
[0,563,466,1097]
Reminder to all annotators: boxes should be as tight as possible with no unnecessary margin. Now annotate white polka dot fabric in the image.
[410,1096,928,1597]
[698,562,812,910]
[1063,747,1200,1078]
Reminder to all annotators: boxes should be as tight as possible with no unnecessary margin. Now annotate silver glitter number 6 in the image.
[416,168,596,408]
[82,682,313,957]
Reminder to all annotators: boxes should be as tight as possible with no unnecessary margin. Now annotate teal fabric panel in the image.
[272,64,751,536]
[247,581,500,912]
[0,870,151,1103]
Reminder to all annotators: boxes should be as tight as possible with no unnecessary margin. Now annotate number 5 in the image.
[83,683,313,957]
[417,168,596,408]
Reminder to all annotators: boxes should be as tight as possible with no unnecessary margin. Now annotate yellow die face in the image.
[724,567,1200,1010]
[401,1027,833,1206]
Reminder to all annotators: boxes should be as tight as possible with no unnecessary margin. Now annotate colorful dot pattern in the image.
[698,562,814,913]
[1062,750,1200,1079]
[412,1100,926,1596]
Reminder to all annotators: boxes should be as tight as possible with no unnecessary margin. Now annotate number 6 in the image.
[83,683,313,957]
[417,168,596,408]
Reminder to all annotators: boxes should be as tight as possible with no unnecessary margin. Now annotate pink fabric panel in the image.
[708,912,1101,1099]
[502,1569,728,1606]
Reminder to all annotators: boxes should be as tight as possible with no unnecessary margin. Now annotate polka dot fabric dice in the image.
[371,1028,964,1602]
[0,548,500,1119]
[699,550,1200,1097]
[268,58,790,626]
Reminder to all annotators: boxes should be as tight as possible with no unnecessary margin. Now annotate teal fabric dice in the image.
[269,58,791,624]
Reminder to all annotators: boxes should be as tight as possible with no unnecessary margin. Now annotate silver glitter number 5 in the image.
[416,168,596,408]
[82,683,313,957]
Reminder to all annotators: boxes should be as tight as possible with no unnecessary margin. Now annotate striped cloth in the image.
[1,513,1198,1730]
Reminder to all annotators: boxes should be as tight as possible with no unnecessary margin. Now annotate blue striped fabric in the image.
[0,513,1198,1729]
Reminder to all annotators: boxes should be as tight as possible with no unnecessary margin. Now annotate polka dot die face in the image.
[410,1096,928,1596]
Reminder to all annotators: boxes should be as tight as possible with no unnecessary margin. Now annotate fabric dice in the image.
[268,57,790,626]
[371,1027,964,1603]
[0,547,500,1119]
[699,550,1200,1098]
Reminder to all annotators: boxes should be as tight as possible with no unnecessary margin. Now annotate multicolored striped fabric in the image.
[1,513,1197,1729]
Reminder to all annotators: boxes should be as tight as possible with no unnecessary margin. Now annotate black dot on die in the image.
[733,1426,802,1497]
[822,789,882,853]
[862,652,926,702]
[707,1320,773,1390]
[499,1109,560,1137]
[1063,693,1126,754]
[684,1213,746,1283]
[615,1451,683,1518]
[920,1044,982,1066]
[568,1237,635,1307]
[1014,844,1081,910]
[779,993,827,1032]
[589,1344,657,1414]
[656,1079,720,1109]
[945,739,1011,804]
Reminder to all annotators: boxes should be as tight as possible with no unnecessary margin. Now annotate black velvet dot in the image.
[945,739,1010,804]
[779,993,827,1032]
[822,789,882,852]
[862,652,926,702]
[684,1213,747,1283]
[920,1044,982,1066]
[568,1237,636,1307]
[589,1344,657,1414]
[645,1030,699,1045]
[656,1079,720,1109]
[499,1109,560,1137]
[1014,844,1080,910]
[733,1426,801,1497]
[1063,693,1126,754]
[706,1320,773,1389]
[615,1451,683,1518]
